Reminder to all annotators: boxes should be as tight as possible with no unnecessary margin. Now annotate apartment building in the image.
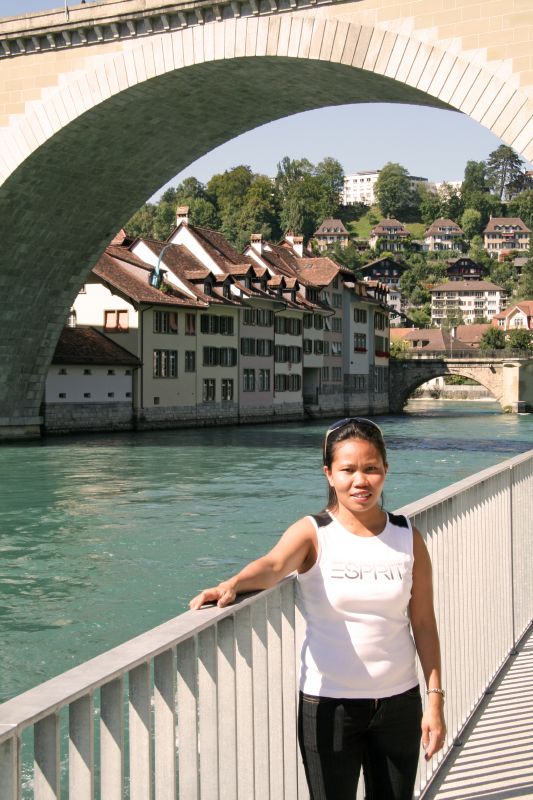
[483,217,531,259]
[53,211,390,431]
[313,218,350,251]
[431,281,506,325]
[342,171,429,206]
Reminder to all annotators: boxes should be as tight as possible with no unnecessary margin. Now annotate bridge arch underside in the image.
[390,363,505,413]
[0,56,456,434]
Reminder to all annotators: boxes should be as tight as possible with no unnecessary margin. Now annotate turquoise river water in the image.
[1,399,532,704]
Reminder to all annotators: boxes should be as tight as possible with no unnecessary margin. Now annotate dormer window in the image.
[245,276,252,289]
[204,282,212,295]
[223,283,231,299]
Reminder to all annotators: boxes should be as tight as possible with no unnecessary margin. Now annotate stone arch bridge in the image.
[389,353,533,413]
[1,0,533,438]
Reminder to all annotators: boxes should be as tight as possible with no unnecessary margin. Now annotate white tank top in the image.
[297,510,418,699]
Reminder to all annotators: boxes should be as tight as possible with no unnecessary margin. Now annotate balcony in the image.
[0,452,532,799]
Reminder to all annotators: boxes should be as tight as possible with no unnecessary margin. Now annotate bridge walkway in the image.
[426,624,533,800]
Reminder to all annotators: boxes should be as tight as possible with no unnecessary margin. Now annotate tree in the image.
[516,257,533,298]
[389,339,410,358]
[507,328,532,351]
[438,183,464,222]
[275,156,314,203]
[280,173,331,240]
[126,203,157,238]
[463,190,502,228]
[485,145,524,200]
[508,190,533,230]
[375,163,419,220]
[419,186,443,227]
[460,208,483,240]
[479,327,506,350]
[314,157,345,210]
[461,160,488,206]
[408,305,432,327]
[235,175,281,251]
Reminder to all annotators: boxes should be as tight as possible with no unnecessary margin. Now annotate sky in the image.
[2,0,532,201]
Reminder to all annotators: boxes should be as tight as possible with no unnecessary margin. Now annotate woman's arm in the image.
[189,517,317,610]
[409,526,447,760]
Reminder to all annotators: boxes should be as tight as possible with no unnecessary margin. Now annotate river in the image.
[0,399,531,703]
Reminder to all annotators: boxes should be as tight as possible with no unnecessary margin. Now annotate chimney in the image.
[285,232,304,257]
[250,233,263,254]
[176,205,189,226]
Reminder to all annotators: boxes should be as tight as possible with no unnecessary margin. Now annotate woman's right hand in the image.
[189,580,237,610]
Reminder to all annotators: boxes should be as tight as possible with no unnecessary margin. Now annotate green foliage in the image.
[460,208,483,239]
[444,375,479,385]
[479,326,506,350]
[418,186,443,227]
[408,305,432,327]
[508,190,533,230]
[516,257,533,298]
[463,190,502,227]
[489,257,520,296]
[461,160,488,206]
[323,242,364,272]
[485,145,524,200]
[375,163,420,221]
[389,338,410,358]
[507,328,532,350]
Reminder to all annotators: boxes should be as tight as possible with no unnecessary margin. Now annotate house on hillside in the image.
[430,280,506,325]
[483,217,530,259]
[368,219,410,252]
[446,257,485,281]
[313,219,350,251]
[424,218,464,251]
[492,301,533,331]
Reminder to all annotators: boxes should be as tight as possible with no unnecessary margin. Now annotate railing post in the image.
[0,735,19,800]
[100,677,124,800]
[69,694,94,800]
[509,466,517,653]
[34,713,60,800]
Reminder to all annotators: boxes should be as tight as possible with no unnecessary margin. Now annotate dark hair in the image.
[323,421,388,511]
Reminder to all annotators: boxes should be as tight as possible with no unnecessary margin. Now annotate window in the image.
[322,366,330,381]
[84,369,92,375]
[256,339,273,357]
[204,282,212,295]
[203,379,216,402]
[303,313,313,329]
[275,317,301,335]
[67,310,77,328]
[58,368,67,375]
[353,308,367,324]
[154,311,178,334]
[287,374,301,392]
[241,338,256,356]
[258,369,270,392]
[313,315,324,330]
[256,309,274,327]
[185,351,196,372]
[104,310,129,331]
[354,333,367,351]
[185,314,196,335]
[333,293,342,308]
[107,392,115,398]
[275,374,287,392]
[303,338,313,355]
[203,347,219,367]
[332,367,342,382]
[84,392,91,399]
[125,370,132,376]
[313,340,325,356]
[154,397,160,405]
[58,393,66,399]
[332,317,342,332]
[331,341,342,356]
[219,348,237,367]
[126,392,132,398]
[243,308,256,325]
[221,379,234,402]
[107,369,115,376]
[243,369,255,392]
[200,315,234,336]
[153,349,178,378]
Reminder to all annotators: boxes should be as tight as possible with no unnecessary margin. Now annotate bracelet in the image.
[426,688,445,700]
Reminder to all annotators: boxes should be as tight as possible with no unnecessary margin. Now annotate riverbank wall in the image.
[413,384,492,401]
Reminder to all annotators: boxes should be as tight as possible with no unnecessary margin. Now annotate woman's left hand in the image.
[422,703,446,760]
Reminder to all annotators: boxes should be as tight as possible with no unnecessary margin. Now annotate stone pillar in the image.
[0,416,42,441]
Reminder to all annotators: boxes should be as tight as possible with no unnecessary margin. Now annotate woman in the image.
[190,417,446,799]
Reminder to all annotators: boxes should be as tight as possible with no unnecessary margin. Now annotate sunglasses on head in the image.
[323,417,384,463]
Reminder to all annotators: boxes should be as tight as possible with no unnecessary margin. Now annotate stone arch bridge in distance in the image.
[1,0,533,439]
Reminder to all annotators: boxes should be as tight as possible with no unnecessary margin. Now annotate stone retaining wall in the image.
[44,402,134,434]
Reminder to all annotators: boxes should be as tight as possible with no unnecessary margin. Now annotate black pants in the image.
[298,687,422,800]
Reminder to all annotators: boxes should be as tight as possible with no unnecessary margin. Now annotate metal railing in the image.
[0,451,532,799]
[391,349,532,360]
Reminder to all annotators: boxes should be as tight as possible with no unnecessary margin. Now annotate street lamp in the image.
[150,243,173,289]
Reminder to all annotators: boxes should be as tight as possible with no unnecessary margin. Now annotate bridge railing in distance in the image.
[391,348,531,360]
[0,451,532,799]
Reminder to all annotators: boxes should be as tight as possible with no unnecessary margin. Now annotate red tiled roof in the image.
[431,280,504,292]
[425,218,464,236]
[52,326,140,366]
[314,218,350,236]
[94,251,202,307]
[484,217,530,233]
